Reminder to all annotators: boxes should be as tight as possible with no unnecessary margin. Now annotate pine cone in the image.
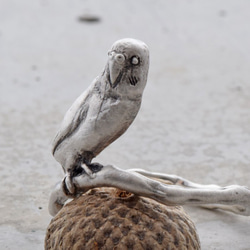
[45,188,200,250]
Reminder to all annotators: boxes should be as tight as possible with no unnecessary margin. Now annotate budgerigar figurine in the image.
[52,38,149,195]
[49,39,250,218]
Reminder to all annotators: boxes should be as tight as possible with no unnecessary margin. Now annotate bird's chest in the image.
[75,93,141,153]
[94,96,139,131]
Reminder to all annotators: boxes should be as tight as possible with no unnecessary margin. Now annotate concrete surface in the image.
[1,0,250,249]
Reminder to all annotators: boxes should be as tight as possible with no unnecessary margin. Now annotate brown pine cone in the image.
[45,188,200,250]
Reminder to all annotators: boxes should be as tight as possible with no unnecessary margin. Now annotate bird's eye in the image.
[131,56,140,65]
[115,54,125,64]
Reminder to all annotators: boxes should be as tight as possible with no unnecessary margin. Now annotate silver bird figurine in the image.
[52,38,149,194]
[49,39,250,218]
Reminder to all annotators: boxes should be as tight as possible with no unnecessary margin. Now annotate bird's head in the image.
[106,38,149,98]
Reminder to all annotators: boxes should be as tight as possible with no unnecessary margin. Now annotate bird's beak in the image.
[108,53,125,88]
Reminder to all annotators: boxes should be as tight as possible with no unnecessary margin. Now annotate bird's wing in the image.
[52,80,97,155]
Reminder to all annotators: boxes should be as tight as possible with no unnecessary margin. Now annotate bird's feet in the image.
[81,162,103,179]
[64,162,104,195]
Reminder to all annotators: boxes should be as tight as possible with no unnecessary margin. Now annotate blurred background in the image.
[0,0,250,249]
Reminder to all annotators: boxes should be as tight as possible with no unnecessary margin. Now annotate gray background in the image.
[0,0,250,249]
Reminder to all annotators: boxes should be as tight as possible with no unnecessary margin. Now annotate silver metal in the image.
[49,38,250,217]
[51,38,149,194]
[49,164,250,216]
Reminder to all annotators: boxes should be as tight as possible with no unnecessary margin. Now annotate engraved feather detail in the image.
[128,76,138,86]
